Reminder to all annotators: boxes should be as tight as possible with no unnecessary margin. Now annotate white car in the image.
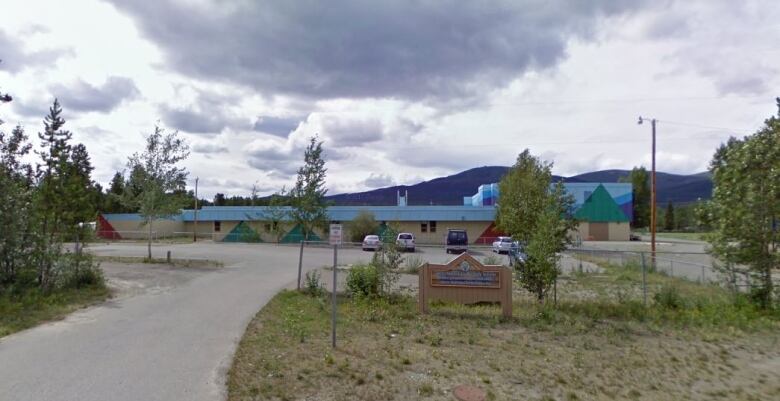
[396,233,416,252]
[492,236,518,254]
[362,235,382,251]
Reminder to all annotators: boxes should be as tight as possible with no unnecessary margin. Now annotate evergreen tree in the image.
[35,99,75,287]
[663,202,675,231]
[290,136,328,241]
[620,166,650,229]
[102,171,126,213]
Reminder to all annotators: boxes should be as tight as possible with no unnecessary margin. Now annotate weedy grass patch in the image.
[228,264,780,401]
[0,285,110,337]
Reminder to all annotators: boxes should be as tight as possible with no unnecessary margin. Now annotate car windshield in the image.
[500,238,513,243]
[399,234,413,239]
[365,236,378,240]
[449,231,466,240]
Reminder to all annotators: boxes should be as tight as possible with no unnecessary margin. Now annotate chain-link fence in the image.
[564,247,779,297]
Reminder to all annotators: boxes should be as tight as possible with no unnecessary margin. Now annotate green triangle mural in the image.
[280,224,323,243]
[574,184,629,222]
[223,221,263,243]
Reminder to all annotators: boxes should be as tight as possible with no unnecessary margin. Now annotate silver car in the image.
[492,236,517,254]
[396,233,416,252]
[362,235,382,251]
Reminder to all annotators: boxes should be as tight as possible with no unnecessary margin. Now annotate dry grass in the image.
[228,265,780,401]
[92,255,223,268]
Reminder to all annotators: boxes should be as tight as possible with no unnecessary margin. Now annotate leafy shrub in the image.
[346,264,379,298]
[349,211,379,242]
[403,255,423,274]
[654,285,686,310]
[57,254,104,290]
[304,270,324,296]
[482,254,504,266]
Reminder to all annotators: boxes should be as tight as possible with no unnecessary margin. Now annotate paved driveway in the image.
[0,242,383,401]
[0,240,598,401]
[2,241,517,401]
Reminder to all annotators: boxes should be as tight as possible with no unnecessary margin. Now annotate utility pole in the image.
[650,119,657,267]
[638,116,657,267]
[194,177,199,242]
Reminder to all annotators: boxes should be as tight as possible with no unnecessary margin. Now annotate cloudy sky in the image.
[1,0,778,198]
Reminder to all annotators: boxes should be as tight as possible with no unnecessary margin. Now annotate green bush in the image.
[482,254,504,266]
[304,270,323,296]
[57,254,104,290]
[654,285,686,310]
[346,264,379,298]
[403,255,423,274]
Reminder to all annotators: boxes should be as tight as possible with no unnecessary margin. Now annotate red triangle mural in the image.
[97,214,122,240]
[475,222,506,244]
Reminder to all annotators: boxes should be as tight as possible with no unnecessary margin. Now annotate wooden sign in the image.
[419,252,512,318]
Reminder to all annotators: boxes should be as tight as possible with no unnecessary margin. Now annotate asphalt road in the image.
[0,241,508,401]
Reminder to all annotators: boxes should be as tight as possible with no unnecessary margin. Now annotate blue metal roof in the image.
[174,205,497,222]
[103,213,183,222]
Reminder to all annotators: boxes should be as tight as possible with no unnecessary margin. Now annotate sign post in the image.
[329,224,342,348]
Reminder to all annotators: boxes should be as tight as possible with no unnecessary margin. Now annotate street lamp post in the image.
[638,116,657,268]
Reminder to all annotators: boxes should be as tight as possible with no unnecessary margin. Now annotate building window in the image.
[429,221,437,233]
[421,222,428,233]
[214,221,221,232]
[264,223,271,232]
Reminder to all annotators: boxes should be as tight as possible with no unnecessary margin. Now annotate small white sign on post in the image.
[329,224,343,246]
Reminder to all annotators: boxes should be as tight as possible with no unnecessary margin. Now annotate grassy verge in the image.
[93,255,223,268]
[229,263,779,401]
[637,232,711,242]
[0,285,110,337]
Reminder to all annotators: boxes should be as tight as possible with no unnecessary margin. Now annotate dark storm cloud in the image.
[253,115,304,137]
[0,30,73,73]
[50,77,139,113]
[108,0,646,102]
[161,107,226,134]
[245,140,300,175]
[363,173,395,188]
[321,117,383,147]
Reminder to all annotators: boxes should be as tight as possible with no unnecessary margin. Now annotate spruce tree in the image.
[663,202,675,231]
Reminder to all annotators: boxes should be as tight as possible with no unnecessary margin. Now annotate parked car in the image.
[445,229,468,253]
[492,236,518,254]
[396,233,415,252]
[362,235,382,251]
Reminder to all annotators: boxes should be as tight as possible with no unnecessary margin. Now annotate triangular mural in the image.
[475,222,507,244]
[97,213,122,240]
[223,221,263,243]
[280,224,323,243]
[574,184,629,222]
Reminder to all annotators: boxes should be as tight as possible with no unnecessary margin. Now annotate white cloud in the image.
[0,0,778,200]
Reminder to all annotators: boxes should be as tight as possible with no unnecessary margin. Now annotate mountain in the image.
[326,166,712,206]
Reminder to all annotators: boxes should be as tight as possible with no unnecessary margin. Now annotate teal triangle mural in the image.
[280,224,323,243]
[223,221,263,243]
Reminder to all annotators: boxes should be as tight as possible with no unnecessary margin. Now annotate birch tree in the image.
[123,126,189,259]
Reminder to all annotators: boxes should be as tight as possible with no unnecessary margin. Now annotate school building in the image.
[98,182,633,243]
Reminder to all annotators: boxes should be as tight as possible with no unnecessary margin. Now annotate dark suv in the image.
[445,229,468,253]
